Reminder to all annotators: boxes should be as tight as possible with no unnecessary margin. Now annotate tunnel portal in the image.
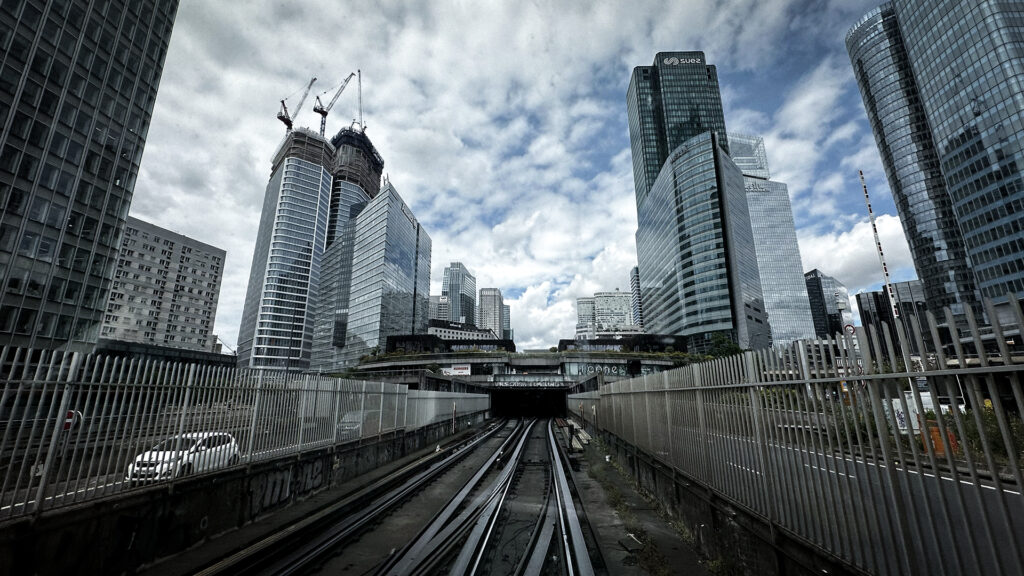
[490,388,568,417]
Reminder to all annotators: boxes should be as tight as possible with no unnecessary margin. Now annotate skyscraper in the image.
[441,262,476,325]
[501,303,512,340]
[848,1,1024,322]
[856,279,927,356]
[847,4,981,322]
[100,216,224,352]
[634,131,769,352]
[575,289,635,339]
[629,266,644,329]
[340,181,431,367]
[237,129,333,370]
[730,134,816,347]
[477,287,504,338]
[0,0,179,351]
[310,125,383,371]
[804,269,855,338]
[575,296,595,339]
[627,51,729,207]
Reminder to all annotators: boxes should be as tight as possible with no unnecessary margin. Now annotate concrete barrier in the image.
[0,411,488,576]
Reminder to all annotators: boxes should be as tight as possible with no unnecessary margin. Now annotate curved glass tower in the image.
[237,129,333,370]
[847,4,981,319]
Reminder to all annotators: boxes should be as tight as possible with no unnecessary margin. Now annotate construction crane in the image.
[313,72,356,137]
[276,76,317,132]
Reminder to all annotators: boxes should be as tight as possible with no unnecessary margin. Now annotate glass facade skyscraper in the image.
[237,129,333,370]
[441,261,476,325]
[635,131,769,352]
[804,269,855,338]
[847,4,981,321]
[730,134,816,347]
[0,0,178,351]
[340,182,431,367]
[477,287,504,338]
[630,265,643,329]
[848,1,1024,322]
[856,279,927,357]
[310,125,383,371]
[627,51,729,208]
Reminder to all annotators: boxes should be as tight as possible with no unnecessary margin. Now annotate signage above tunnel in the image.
[490,381,572,389]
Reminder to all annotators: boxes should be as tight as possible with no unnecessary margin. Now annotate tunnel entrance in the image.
[490,388,568,417]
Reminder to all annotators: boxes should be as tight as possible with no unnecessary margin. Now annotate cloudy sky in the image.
[130,0,917,351]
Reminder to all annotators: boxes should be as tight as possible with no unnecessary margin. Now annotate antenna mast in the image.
[860,170,900,321]
[357,69,363,129]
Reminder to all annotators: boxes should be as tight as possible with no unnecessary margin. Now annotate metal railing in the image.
[570,296,1024,576]
[0,348,489,522]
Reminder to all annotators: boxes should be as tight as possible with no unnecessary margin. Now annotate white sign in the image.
[662,56,703,65]
[442,364,471,376]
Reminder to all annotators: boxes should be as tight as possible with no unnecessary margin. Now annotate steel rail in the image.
[548,420,595,576]
[194,420,506,576]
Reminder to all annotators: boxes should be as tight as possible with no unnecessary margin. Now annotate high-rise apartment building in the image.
[339,182,430,367]
[730,134,816,347]
[848,2,1024,322]
[575,289,635,339]
[805,269,855,338]
[634,131,769,352]
[575,296,595,339]
[477,287,504,339]
[0,0,179,351]
[237,129,333,370]
[629,266,643,329]
[856,279,927,356]
[100,216,223,351]
[441,262,475,325]
[627,51,729,207]
[310,125,383,371]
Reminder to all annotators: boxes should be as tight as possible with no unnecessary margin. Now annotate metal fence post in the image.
[246,370,264,460]
[171,364,197,480]
[745,351,778,541]
[33,352,81,515]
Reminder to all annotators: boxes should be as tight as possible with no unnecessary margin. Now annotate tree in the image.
[708,332,742,358]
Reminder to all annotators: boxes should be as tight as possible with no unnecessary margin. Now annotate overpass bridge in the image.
[1,296,1023,575]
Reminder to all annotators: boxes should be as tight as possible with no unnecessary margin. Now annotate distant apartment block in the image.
[100,216,224,351]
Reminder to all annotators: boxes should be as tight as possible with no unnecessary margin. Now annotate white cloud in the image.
[132,0,900,351]
[798,214,916,293]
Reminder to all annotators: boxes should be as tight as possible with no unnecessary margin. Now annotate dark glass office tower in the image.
[804,269,854,338]
[856,279,927,357]
[310,125,383,371]
[635,132,769,352]
[849,1,1024,322]
[0,0,178,351]
[847,4,981,321]
[340,182,431,367]
[627,51,728,208]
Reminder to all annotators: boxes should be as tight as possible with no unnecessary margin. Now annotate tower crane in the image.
[313,72,356,137]
[276,76,317,131]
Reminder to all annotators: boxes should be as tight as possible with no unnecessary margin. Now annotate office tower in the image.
[502,303,512,340]
[237,129,333,370]
[594,290,633,331]
[847,4,982,322]
[575,296,595,339]
[856,279,927,356]
[310,125,383,371]
[635,132,769,352]
[805,269,855,338]
[730,134,816,346]
[340,182,431,367]
[429,294,449,322]
[441,262,476,325]
[849,2,1024,322]
[630,266,644,329]
[477,287,504,338]
[99,216,224,351]
[0,0,179,351]
[627,51,729,207]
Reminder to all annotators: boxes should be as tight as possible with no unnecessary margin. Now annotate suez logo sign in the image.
[662,56,703,65]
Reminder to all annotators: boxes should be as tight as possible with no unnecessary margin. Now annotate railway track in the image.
[197,418,601,576]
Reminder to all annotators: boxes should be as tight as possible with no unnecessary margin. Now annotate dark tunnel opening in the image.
[490,389,568,417]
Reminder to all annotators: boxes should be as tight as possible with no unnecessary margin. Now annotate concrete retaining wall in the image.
[0,411,488,576]
[597,429,864,576]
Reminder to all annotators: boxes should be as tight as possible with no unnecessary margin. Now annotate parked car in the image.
[125,432,239,483]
